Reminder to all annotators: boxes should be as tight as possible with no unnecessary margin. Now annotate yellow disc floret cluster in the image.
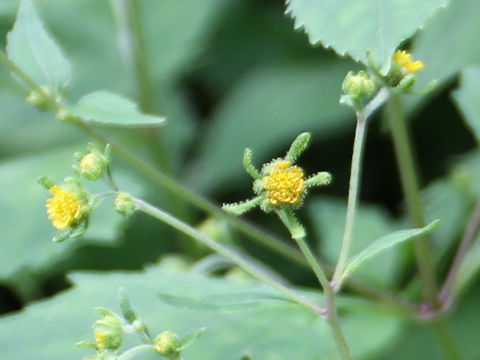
[94,330,106,349]
[393,50,424,73]
[46,186,82,230]
[263,161,305,205]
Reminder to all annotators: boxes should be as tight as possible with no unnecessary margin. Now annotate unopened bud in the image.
[114,192,137,217]
[342,71,375,98]
[154,331,180,359]
[56,108,75,123]
[77,152,107,180]
[26,86,52,111]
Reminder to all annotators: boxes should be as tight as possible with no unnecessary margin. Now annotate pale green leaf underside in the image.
[6,0,71,91]
[452,66,480,144]
[0,267,402,359]
[158,289,291,313]
[69,91,166,127]
[285,0,448,65]
[342,220,440,279]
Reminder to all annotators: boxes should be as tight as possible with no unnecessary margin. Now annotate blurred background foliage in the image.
[1,0,480,359]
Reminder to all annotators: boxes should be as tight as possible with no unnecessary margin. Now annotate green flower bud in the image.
[77,152,108,181]
[154,331,180,359]
[114,192,137,217]
[342,71,376,98]
[26,86,52,111]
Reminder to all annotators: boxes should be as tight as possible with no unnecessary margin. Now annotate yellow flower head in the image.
[94,330,106,349]
[393,50,424,73]
[46,186,82,230]
[263,160,305,206]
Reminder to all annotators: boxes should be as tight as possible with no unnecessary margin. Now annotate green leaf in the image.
[0,267,402,360]
[387,286,480,360]
[189,60,351,192]
[309,198,401,286]
[452,66,480,143]
[178,328,206,351]
[342,220,440,280]
[121,0,225,83]
[68,91,166,127]
[285,0,448,65]
[6,0,72,92]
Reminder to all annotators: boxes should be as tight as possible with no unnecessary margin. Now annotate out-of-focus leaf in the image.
[6,0,72,92]
[309,197,400,287]
[408,0,480,113]
[285,0,448,65]
[0,146,142,280]
[0,266,402,360]
[387,286,480,360]
[138,0,226,83]
[189,61,352,192]
[452,66,480,143]
[69,91,165,128]
[422,179,471,261]
[342,220,439,280]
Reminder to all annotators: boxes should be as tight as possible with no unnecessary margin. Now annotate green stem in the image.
[325,289,353,360]
[428,320,462,360]
[118,344,155,360]
[109,0,175,189]
[76,120,307,265]
[332,112,368,289]
[133,197,325,317]
[440,192,480,308]
[386,95,462,359]
[297,234,354,360]
[386,95,438,305]
[0,51,54,106]
[0,49,415,314]
[276,209,352,359]
[276,209,330,291]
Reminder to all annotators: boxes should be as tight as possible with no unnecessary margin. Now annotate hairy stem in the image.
[296,236,353,360]
[386,95,438,305]
[0,49,416,314]
[428,320,462,360]
[133,197,325,316]
[333,112,368,289]
[440,192,480,308]
[118,344,155,360]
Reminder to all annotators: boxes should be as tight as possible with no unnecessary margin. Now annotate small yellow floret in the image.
[94,330,106,348]
[263,161,305,205]
[46,186,82,230]
[80,153,97,169]
[393,50,424,73]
